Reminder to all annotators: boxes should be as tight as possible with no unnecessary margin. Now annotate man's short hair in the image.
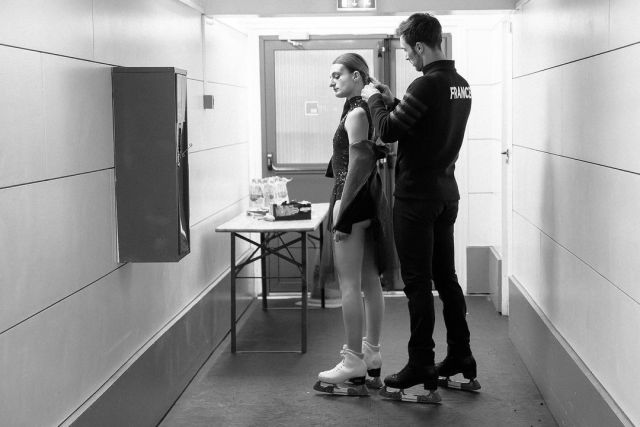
[396,13,442,50]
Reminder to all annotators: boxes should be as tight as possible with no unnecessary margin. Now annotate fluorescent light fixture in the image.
[277,33,310,41]
[337,0,376,11]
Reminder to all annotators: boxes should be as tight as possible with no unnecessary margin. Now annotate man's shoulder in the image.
[409,69,470,92]
[405,73,445,100]
[406,74,434,95]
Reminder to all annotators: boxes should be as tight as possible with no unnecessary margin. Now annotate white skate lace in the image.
[334,346,348,370]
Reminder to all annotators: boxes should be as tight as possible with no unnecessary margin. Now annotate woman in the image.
[313,53,394,396]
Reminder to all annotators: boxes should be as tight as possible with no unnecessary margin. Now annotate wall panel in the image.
[512,212,541,300]
[0,171,118,333]
[515,42,640,175]
[201,84,248,151]
[0,0,93,59]
[512,67,562,154]
[514,147,640,305]
[513,0,609,77]
[0,46,45,188]
[187,78,206,151]
[93,0,203,79]
[512,146,548,230]
[42,56,114,175]
[561,45,640,173]
[610,0,640,49]
[538,233,640,424]
[189,143,250,226]
[204,20,248,86]
[1,52,113,188]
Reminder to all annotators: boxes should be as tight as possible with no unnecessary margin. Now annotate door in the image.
[261,35,387,202]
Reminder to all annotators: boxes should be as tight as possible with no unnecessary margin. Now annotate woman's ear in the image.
[352,71,360,81]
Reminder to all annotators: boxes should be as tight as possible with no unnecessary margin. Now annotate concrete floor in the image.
[159,295,557,427]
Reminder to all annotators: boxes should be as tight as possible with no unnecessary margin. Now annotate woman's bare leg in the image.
[333,201,369,353]
[361,230,384,346]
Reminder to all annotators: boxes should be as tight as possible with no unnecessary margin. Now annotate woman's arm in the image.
[345,107,369,145]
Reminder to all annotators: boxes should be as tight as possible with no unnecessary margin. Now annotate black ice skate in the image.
[379,363,441,404]
[435,354,481,392]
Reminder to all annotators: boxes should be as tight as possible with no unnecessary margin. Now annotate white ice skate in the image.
[362,338,383,389]
[314,346,369,396]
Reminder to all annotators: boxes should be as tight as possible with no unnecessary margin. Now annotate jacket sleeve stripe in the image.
[390,92,428,129]
[389,111,411,130]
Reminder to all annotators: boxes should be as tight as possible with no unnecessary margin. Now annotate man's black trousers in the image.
[393,198,471,366]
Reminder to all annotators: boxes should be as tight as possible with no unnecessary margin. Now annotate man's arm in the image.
[362,80,429,143]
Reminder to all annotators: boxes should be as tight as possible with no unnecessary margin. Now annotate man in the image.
[361,12,479,403]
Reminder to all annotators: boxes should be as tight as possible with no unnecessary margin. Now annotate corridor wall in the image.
[510,0,640,425]
[0,1,252,425]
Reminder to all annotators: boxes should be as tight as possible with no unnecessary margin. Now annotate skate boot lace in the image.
[335,345,348,370]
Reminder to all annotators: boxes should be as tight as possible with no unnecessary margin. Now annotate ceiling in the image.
[205,0,518,16]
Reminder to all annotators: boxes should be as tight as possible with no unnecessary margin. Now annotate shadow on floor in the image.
[160,295,557,427]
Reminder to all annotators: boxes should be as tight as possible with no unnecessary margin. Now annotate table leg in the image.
[301,231,308,354]
[319,222,325,309]
[260,233,268,310]
[230,233,237,353]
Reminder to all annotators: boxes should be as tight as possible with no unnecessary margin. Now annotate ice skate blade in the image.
[365,376,383,389]
[313,381,370,396]
[438,377,481,392]
[379,386,441,404]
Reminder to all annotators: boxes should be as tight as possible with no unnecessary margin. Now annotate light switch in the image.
[203,94,214,109]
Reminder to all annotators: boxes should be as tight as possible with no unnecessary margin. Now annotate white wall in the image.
[0,1,251,425]
[512,0,640,423]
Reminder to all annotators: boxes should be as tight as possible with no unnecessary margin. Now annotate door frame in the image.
[500,19,513,315]
[259,34,389,176]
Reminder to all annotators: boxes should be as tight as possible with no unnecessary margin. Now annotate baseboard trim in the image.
[509,277,632,427]
[65,269,255,427]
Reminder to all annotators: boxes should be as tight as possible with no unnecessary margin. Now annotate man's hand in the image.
[370,77,395,107]
[361,83,380,102]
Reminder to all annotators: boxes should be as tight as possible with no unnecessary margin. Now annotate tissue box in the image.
[273,201,312,221]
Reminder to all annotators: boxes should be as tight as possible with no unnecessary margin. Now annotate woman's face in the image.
[329,63,358,98]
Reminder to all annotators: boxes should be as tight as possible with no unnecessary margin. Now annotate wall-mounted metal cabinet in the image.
[112,67,190,262]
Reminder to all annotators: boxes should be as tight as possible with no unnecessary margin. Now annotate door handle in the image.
[501,149,510,163]
[267,152,297,172]
[266,152,321,173]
